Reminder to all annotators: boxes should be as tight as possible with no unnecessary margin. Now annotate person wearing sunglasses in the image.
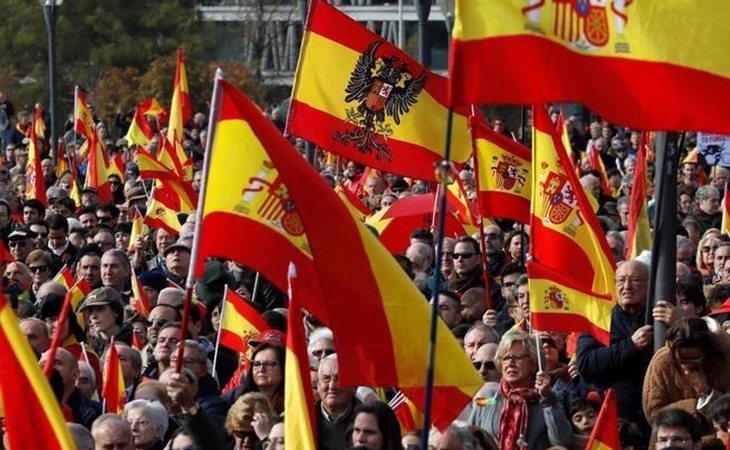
[8,226,36,264]
[225,392,276,450]
[643,318,730,431]
[473,343,500,383]
[450,236,486,294]
[26,248,52,303]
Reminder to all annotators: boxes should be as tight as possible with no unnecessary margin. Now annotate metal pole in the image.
[44,2,59,163]
[398,0,405,49]
[296,0,316,166]
[415,0,431,67]
[648,132,680,351]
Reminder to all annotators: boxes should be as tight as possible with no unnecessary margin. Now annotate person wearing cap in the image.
[124,181,147,212]
[680,149,700,189]
[81,187,100,208]
[81,286,133,355]
[139,271,168,308]
[8,226,36,263]
[157,239,190,287]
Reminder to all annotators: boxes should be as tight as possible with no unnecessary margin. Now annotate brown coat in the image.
[642,331,730,423]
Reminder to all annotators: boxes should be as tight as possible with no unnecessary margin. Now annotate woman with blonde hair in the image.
[696,233,721,285]
[225,392,277,450]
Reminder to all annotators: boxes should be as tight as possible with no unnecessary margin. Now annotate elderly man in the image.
[8,226,36,262]
[170,339,228,423]
[20,316,50,356]
[5,260,32,301]
[109,341,143,392]
[688,185,722,234]
[463,322,499,361]
[91,414,134,450]
[40,347,102,428]
[158,240,190,287]
[405,241,433,282]
[316,354,360,450]
[101,248,131,296]
[429,425,477,450]
[577,260,654,430]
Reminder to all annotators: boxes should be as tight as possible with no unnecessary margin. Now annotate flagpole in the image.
[420,107,454,445]
[468,106,493,311]
[519,106,528,267]
[430,183,441,232]
[175,68,225,373]
[43,291,73,378]
[251,271,261,305]
[211,285,228,383]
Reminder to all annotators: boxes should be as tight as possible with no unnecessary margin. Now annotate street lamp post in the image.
[415,0,432,67]
[41,0,63,163]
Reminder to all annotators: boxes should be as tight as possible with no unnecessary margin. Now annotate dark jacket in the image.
[90,322,134,356]
[315,399,361,450]
[198,373,229,425]
[688,210,722,235]
[66,387,102,429]
[576,304,653,426]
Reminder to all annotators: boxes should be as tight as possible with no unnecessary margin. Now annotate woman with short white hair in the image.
[124,399,169,450]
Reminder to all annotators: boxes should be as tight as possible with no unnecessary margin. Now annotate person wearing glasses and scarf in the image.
[643,318,730,436]
[468,330,573,450]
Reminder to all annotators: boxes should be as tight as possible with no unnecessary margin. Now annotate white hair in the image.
[124,399,169,437]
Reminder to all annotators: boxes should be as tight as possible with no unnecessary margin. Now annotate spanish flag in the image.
[164,49,192,181]
[450,1,730,134]
[528,106,615,345]
[585,389,620,450]
[288,0,471,181]
[722,182,730,236]
[74,87,96,151]
[101,338,126,414]
[285,293,317,450]
[128,208,148,253]
[34,104,47,139]
[55,142,70,179]
[0,292,76,450]
[26,108,48,205]
[107,152,125,181]
[84,130,113,203]
[210,78,482,428]
[130,266,151,317]
[625,134,652,259]
[446,176,480,233]
[125,97,166,148]
[144,189,182,236]
[335,182,370,222]
[52,269,91,327]
[587,141,612,197]
[219,288,269,354]
[389,390,423,434]
[472,117,531,223]
[136,148,197,212]
[52,264,74,287]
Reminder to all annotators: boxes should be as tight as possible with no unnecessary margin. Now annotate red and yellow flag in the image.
[130,266,151,318]
[144,189,182,236]
[107,152,125,181]
[26,108,48,205]
[101,338,126,414]
[625,134,652,259]
[287,0,471,181]
[212,79,482,428]
[587,141,612,197]
[335,182,370,222]
[0,292,76,450]
[128,208,148,253]
[449,1,730,133]
[472,117,531,223]
[585,389,620,450]
[285,293,317,450]
[527,106,615,345]
[389,390,423,434]
[219,288,269,354]
[74,87,96,142]
[125,97,167,148]
[55,142,70,179]
[55,269,94,328]
[34,105,47,139]
[53,264,74,288]
[164,49,192,180]
[722,182,730,236]
[83,130,113,203]
[136,148,197,212]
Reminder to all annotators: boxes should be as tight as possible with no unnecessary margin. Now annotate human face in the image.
[500,341,536,387]
[464,328,490,361]
[94,231,116,253]
[170,345,208,380]
[679,194,693,215]
[115,344,137,386]
[352,413,383,450]
[79,212,98,230]
[682,163,697,181]
[675,345,705,374]
[508,234,524,261]
[365,177,385,196]
[700,238,720,268]
[252,348,283,390]
[153,327,181,364]
[501,273,520,299]
[22,206,39,224]
[516,284,530,315]
[473,343,499,383]
[40,349,78,389]
[88,304,118,334]
[676,293,701,319]
[28,260,50,286]
[655,426,698,450]
[165,248,190,276]
[47,227,67,250]
[21,320,50,355]
[94,422,133,450]
[618,202,630,226]
[147,307,179,344]
[101,254,130,289]
[317,358,356,415]
[78,255,102,288]
[483,226,503,257]
[126,408,159,449]
[310,339,335,361]
[30,224,48,249]
[606,235,625,263]
[97,212,116,228]
[266,422,285,450]
[715,245,730,274]
[9,239,32,262]
[441,238,456,276]
[453,242,480,276]
[233,426,259,450]
[571,408,597,434]
[699,192,721,214]
[615,261,648,313]
[438,294,462,328]
[155,229,176,254]
[115,231,131,251]
[676,245,695,267]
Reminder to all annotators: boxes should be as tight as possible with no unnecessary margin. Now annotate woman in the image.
[225,392,276,450]
[124,399,169,450]
[696,234,721,284]
[237,344,285,414]
[643,318,730,428]
[350,401,402,450]
[264,420,284,450]
[26,249,52,302]
[468,330,573,450]
[504,230,529,264]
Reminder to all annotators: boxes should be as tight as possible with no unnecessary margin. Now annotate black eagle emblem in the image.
[333,41,427,162]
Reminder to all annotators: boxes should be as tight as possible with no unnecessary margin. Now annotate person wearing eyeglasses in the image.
[651,408,702,450]
[237,343,286,415]
[468,330,573,450]
[8,226,36,263]
[643,318,730,437]
[316,353,359,450]
[170,340,228,424]
[695,234,721,285]
[123,399,169,450]
[473,343,500,383]
[26,248,52,303]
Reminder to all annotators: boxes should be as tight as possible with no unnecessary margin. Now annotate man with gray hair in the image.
[91,414,133,450]
[68,423,94,450]
[123,399,169,450]
[688,184,722,233]
[606,230,626,264]
[676,236,696,268]
[429,424,477,450]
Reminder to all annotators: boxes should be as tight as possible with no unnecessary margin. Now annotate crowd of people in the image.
[0,87,729,450]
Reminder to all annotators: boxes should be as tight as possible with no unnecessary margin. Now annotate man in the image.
[77,246,103,289]
[111,341,142,391]
[90,414,134,450]
[76,362,98,400]
[577,259,654,429]
[90,228,116,254]
[316,354,359,450]
[68,423,95,450]
[437,290,463,329]
[78,206,99,230]
[5,261,32,301]
[159,240,190,287]
[676,236,696,269]
[450,236,484,294]
[47,213,78,269]
[41,157,56,186]
[473,343,500,383]
[20,317,50,356]
[405,241,433,282]
[40,347,102,428]
[460,287,487,324]
[22,199,45,225]
[606,230,627,264]
[81,187,100,208]
[29,220,49,249]
[616,196,630,229]
[463,323,499,361]
[8,226,36,263]
[96,203,120,229]
[429,425,477,450]
[652,408,702,450]
[143,322,182,379]
[440,236,456,281]
[713,242,730,284]
[141,228,178,273]
[142,303,182,367]
[101,248,131,295]
[688,185,722,234]
[139,271,168,308]
[170,339,228,423]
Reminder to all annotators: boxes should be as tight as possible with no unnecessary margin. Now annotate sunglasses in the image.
[453,252,475,260]
[473,360,496,371]
[29,265,48,273]
[233,430,259,440]
[312,348,335,359]
[540,338,557,349]
[702,246,718,253]
[149,319,169,328]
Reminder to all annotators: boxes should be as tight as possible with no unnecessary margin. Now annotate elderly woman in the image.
[350,401,402,450]
[468,330,573,449]
[643,318,730,429]
[696,233,721,285]
[226,392,277,450]
[123,399,169,450]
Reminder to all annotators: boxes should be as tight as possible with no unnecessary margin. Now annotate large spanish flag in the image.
[288,0,471,181]
[101,338,126,414]
[284,294,317,450]
[219,288,269,354]
[528,106,615,345]
[0,292,76,450]
[213,78,482,428]
[625,135,652,259]
[26,108,48,205]
[472,117,531,223]
[450,1,730,133]
[585,389,620,450]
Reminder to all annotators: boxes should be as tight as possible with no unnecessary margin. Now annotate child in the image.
[569,396,600,450]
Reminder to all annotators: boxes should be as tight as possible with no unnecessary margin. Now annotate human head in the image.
[26,249,52,287]
[676,236,696,267]
[453,236,481,277]
[652,408,702,450]
[351,401,402,450]
[81,286,125,333]
[317,353,356,416]
[101,249,131,291]
[46,213,69,250]
[473,342,499,383]
[666,318,717,376]
[249,343,285,394]
[68,423,95,450]
[675,275,706,318]
[147,304,181,345]
[483,225,504,259]
[463,323,499,361]
[307,327,335,362]
[153,322,182,368]
[504,229,528,262]
[123,399,169,449]
[460,287,487,323]
[437,291,462,329]
[225,392,275,450]
[170,339,209,380]
[20,317,50,355]
[29,220,49,249]
[8,227,36,262]
[697,234,720,275]
[570,397,599,435]
[91,413,134,450]
[580,174,601,200]
[606,230,626,264]
[76,362,98,400]
[615,260,649,314]
[495,330,540,388]
[22,199,45,224]
[696,185,721,215]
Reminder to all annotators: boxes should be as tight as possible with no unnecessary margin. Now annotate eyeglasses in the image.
[502,281,515,288]
[702,246,719,253]
[453,252,476,260]
[233,430,259,440]
[97,216,113,223]
[501,353,531,364]
[473,360,496,371]
[29,265,48,273]
[252,360,280,370]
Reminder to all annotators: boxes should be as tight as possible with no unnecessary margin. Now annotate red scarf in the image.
[498,380,540,450]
